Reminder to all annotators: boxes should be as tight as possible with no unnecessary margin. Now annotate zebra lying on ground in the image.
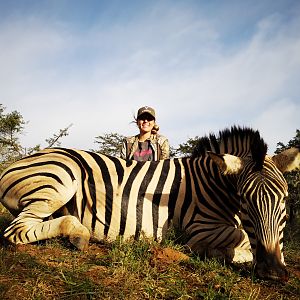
[0,126,299,281]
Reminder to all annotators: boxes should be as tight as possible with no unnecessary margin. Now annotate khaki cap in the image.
[137,106,156,119]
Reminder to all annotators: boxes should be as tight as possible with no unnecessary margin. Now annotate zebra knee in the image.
[59,216,90,250]
[232,248,253,263]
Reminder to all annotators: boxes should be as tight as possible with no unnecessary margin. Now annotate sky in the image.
[0,0,299,154]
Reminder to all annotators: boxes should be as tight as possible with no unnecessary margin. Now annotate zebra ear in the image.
[272,147,300,173]
[208,152,244,175]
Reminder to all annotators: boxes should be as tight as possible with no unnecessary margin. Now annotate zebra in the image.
[0,126,299,281]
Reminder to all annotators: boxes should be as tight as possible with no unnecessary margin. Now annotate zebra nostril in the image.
[255,263,289,282]
[255,241,288,282]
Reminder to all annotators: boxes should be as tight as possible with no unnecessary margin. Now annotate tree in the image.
[174,136,201,157]
[0,105,26,170]
[275,129,300,224]
[0,104,74,170]
[45,124,73,148]
[94,132,125,157]
[169,146,178,158]
[275,129,300,153]
[25,124,73,155]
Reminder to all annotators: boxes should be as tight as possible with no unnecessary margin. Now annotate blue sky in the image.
[1,0,299,154]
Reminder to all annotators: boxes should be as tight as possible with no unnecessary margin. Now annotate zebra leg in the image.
[3,203,90,250]
[186,225,253,263]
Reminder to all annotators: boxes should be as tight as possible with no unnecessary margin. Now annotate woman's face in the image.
[137,113,155,134]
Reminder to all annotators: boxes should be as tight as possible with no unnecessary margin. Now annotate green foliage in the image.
[275,129,300,224]
[45,124,73,148]
[275,129,300,154]
[94,132,125,157]
[169,146,178,158]
[0,105,26,171]
[0,104,74,172]
[26,144,42,156]
[174,136,201,157]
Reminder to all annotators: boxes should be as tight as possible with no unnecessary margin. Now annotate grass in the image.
[0,210,299,299]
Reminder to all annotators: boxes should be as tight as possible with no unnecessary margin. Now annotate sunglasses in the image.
[138,114,155,121]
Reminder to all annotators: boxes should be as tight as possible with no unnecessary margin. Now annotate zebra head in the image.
[209,146,299,282]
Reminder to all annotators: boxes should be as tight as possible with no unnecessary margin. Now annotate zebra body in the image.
[0,127,299,281]
[0,149,245,249]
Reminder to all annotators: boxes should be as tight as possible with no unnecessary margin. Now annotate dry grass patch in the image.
[0,211,299,299]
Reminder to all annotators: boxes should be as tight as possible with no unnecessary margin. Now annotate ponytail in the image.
[151,124,159,135]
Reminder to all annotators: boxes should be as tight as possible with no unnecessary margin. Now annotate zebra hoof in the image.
[69,235,89,251]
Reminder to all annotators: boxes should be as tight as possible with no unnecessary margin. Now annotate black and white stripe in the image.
[1,126,298,281]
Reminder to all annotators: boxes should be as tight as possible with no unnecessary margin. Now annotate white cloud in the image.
[0,2,299,155]
[253,98,299,153]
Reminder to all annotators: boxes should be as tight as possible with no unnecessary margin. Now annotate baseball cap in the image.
[137,106,156,119]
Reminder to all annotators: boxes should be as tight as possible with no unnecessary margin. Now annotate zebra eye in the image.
[281,195,288,204]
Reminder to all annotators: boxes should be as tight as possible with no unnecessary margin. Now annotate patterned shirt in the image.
[121,134,170,161]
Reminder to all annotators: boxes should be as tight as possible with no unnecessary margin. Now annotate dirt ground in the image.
[0,240,299,300]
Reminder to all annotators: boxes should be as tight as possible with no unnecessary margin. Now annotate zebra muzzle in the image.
[254,241,289,282]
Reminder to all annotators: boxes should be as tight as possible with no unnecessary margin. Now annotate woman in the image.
[121,106,170,161]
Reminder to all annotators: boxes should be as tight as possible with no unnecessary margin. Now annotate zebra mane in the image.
[192,126,268,169]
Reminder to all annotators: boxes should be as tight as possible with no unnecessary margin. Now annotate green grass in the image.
[0,211,299,299]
